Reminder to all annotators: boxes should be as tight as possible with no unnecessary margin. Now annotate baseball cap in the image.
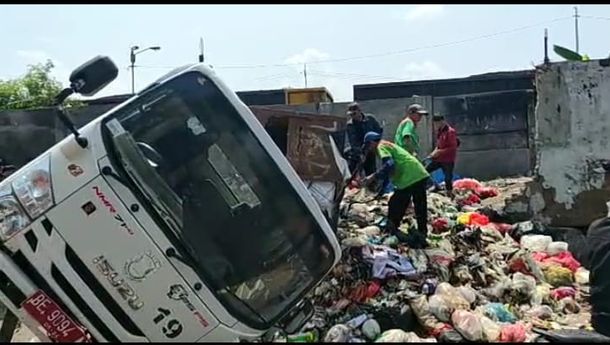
[347,102,361,112]
[407,103,429,115]
[363,131,382,144]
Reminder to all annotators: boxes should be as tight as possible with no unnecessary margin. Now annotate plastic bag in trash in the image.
[525,305,554,320]
[324,324,352,342]
[543,264,574,287]
[557,297,581,314]
[375,329,436,343]
[457,285,477,305]
[409,295,445,333]
[408,248,429,274]
[530,284,552,305]
[429,294,453,323]
[550,286,576,300]
[483,303,517,323]
[547,241,569,256]
[520,235,553,252]
[435,283,470,310]
[478,315,501,342]
[451,310,483,341]
[438,328,466,343]
[362,319,381,340]
[509,272,536,303]
[575,267,590,285]
[499,323,527,343]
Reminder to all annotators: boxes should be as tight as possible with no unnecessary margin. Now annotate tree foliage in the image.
[0,60,69,110]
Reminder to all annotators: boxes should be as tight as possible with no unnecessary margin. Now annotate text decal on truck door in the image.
[92,186,135,235]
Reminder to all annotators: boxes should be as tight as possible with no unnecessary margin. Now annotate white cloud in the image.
[405,5,445,22]
[403,61,448,80]
[284,48,330,65]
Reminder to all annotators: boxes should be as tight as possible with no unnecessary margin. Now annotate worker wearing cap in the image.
[394,103,428,156]
[345,102,383,176]
[362,131,430,248]
[426,114,459,198]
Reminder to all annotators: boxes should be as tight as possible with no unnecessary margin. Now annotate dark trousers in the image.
[348,151,377,177]
[425,160,455,191]
[388,178,428,235]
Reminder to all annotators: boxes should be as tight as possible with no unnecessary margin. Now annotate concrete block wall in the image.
[530,59,610,226]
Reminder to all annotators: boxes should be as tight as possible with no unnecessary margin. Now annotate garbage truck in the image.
[0,56,341,342]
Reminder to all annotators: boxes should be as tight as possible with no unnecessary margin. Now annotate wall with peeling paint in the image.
[533,59,610,226]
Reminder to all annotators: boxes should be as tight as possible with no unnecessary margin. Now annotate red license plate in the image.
[21,290,90,343]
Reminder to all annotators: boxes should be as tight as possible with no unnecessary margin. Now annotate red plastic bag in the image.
[469,213,490,226]
[366,280,382,299]
[499,323,527,342]
[453,178,483,192]
[550,287,576,300]
[432,218,450,233]
[478,187,499,198]
[532,252,550,262]
[489,222,513,235]
[460,193,481,206]
[544,252,581,273]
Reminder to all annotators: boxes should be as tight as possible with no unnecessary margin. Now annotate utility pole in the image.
[303,63,308,88]
[198,37,204,63]
[574,6,580,53]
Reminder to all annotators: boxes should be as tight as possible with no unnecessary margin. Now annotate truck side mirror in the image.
[69,56,118,96]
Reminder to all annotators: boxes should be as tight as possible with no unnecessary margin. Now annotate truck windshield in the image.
[102,71,335,329]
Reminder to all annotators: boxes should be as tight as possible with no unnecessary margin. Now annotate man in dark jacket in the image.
[344,102,383,176]
[583,210,610,336]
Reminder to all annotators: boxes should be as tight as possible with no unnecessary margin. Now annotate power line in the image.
[212,15,572,69]
[580,15,610,21]
[133,15,572,72]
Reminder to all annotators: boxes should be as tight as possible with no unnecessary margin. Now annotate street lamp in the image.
[130,45,161,94]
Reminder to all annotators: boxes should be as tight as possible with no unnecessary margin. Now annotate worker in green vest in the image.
[361,131,430,248]
[394,103,429,156]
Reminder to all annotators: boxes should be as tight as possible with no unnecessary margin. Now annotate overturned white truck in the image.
[0,56,341,342]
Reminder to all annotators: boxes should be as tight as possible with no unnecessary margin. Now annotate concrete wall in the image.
[529,59,610,226]
[434,90,535,180]
[0,103,115,167]
[268,92,534,180]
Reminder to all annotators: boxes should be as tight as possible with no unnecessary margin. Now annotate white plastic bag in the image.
[429,294,452,323]
[452,310,483,341]
[435,283,470,310]
[575,267,590,285]
[457,285,477,305]
[547,241,568,256]
[520,235,552,252]
[478,315,501,342]
[324,324,352,342]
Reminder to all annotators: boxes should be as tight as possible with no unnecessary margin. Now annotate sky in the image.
[2,4,610,102]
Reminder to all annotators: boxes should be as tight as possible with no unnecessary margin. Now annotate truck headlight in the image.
[0,186,30,241]
[12,156,54,219]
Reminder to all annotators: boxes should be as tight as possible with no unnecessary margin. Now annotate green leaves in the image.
[553,45,589,62]
[0,60,63,110]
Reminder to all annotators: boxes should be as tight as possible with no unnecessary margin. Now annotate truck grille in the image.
[6,217,147,342]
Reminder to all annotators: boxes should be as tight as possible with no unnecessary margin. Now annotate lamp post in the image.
[130,45,161,94]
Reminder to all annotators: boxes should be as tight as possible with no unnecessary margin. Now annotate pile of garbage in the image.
[272,178,592,342]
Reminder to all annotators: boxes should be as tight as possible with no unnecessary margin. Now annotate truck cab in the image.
[0,58,341,342]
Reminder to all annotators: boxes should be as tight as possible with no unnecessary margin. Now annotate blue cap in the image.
[363,131,382,144]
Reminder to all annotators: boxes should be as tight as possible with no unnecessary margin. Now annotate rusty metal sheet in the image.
[249,106,347,182]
